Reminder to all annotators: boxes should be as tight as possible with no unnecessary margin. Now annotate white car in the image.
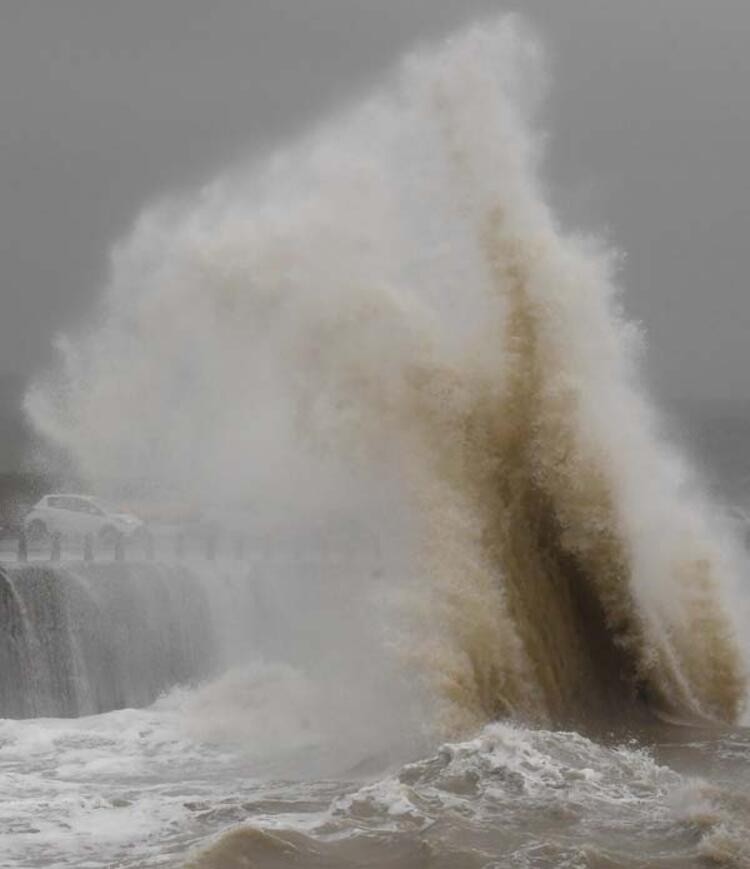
[25,494,144,545]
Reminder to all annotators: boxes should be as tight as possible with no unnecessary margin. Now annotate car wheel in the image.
[26,519,48,542]
[99,525,119,548]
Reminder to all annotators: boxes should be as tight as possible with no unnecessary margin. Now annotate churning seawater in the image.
[7,13,750,869]
[3,694,750,867]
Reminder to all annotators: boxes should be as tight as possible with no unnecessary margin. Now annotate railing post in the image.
[17,529,28,564]
[114,532,124,562]
[50,532,62,562]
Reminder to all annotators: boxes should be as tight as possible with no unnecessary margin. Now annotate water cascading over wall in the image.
[0,563,218,718]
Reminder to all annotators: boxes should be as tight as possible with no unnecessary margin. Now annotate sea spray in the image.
[26,15,747,735]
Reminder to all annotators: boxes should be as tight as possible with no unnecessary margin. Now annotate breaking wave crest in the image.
[189,723,750,869]
[26,15,747,732]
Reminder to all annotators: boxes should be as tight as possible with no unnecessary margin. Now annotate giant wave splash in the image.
[26,15,747,733]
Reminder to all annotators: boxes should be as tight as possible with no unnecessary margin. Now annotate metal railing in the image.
[0,527,247,565]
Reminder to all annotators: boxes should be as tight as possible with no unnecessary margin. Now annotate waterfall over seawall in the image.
[0,563,218,718]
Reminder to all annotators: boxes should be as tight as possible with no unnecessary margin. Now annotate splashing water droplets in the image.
[25,16,748,736]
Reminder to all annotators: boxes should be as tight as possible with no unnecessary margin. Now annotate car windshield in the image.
[88,498,124,515]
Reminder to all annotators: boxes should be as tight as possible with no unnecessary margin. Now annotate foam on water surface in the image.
[4,693,750,869]
[0,683,332,869]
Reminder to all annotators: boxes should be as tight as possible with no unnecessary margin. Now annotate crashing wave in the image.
[25,15,747,730]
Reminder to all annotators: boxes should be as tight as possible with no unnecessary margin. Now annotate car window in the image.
[44,495,104,514]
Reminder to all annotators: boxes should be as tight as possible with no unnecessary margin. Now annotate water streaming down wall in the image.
[0,562,218,718]
[25,16,749,732]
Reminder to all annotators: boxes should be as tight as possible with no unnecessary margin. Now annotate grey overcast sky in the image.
[1,0,748,403]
